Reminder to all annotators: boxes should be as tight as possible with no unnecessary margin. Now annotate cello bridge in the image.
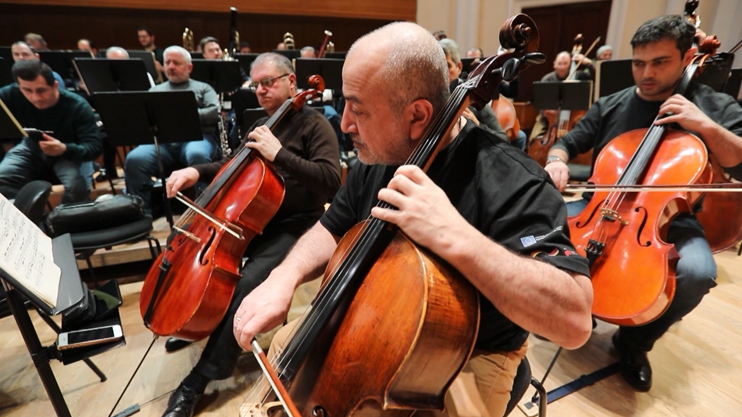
[239,401,283,417]
[600,208,628,225]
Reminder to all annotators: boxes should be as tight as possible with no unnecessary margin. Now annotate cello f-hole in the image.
[575,199,604,228]
[633,206,651,247]
[198,227,217,265]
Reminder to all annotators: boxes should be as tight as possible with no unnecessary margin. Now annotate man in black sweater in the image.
[0,60,100,203]
[546,15,742,392]
[160,52,341,417]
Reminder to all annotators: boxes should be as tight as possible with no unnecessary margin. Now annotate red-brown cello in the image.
[239,15,545,417]
[139,77,326,341]
[568,58,714,326]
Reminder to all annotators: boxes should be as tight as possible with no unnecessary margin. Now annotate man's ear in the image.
[406,98,434,141]
[457,61,463,72]
[683,46,698,66]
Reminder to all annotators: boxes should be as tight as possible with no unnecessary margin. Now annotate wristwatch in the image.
[546,155,566,165]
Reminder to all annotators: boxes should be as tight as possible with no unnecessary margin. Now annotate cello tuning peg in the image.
[500,58,521,81]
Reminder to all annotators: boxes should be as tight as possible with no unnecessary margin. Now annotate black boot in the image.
[612,330,652,391]
[165,338,193,352]
[162,370,209,417]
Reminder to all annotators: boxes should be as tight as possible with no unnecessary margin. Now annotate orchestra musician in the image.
[160,52,341,417]
[137,26,164,75]
[0,59,100,204]
[198,36,250,86]
[529,51,593,142]
[545,15,742,392]
[123,46,220,216]
[233,22,593,417]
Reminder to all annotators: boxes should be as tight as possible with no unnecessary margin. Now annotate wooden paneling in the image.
[519,0,612,102]
[0,4,399,54]
[0,0,416,21]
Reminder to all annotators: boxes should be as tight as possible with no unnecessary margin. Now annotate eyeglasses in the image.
[249,74,289,90]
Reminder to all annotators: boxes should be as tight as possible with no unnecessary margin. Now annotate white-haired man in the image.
[124,46,219,214]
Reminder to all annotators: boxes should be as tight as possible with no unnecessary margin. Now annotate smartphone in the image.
[57,324,123,350]
[23,128,54,140]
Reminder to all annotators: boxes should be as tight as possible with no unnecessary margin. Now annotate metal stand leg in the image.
[153,135,174,229]
[6,288,72,417]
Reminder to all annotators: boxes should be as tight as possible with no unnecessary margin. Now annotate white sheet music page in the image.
[0,194,60,307]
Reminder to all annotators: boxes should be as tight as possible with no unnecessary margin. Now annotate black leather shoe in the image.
[612,331,652,391]
[163,384,202,417]
[165,338,193,353]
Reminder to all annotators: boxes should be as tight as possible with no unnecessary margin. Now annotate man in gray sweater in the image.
[124,46,219,214]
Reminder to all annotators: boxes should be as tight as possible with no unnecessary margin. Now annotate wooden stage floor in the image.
[1,205,741,416]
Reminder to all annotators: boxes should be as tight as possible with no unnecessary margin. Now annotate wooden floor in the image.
[2,192,742,416]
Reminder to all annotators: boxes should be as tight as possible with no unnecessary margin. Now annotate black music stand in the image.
[0,46,11,63]
[233,52,259,76]
[190,51,204,59]
[92,91,203,227]
[190,59,243,93]
[38,51,93,84]
[324,51,347,59]
[697,53,735,93]
[243,108,269,133]
[725,68,742,99]
[461,57,481,73]
[0,57,12,88]
[273,49,301,60]
[0,233,125,417]
[127,50,160,83]
[73,58,151,93]
[594,59,634,100]
[295,58,344,91]
[533,81,592,112]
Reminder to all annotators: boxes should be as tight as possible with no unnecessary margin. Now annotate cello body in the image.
[139,154,284,340]
[695,154,742,253]
[568,128,711,326]
[528,109,591,166]
[284,222,479,416]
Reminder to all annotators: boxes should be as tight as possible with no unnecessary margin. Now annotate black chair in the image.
[505,356,547,417]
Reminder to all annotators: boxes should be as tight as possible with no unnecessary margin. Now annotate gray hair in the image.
[350,22,449,115]
[439,38,461,64]
[300,46,315,54]
[251,52,294,75]
[163,45,192,64]
[105,46,129,59]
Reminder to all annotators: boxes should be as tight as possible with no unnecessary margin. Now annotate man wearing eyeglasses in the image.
[123,46,220,216]
[159,52,341,417]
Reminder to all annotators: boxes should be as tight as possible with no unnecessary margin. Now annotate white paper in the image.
[0,194,60,307]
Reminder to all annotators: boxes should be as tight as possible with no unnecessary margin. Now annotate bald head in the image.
[346,22,449,114]
[106,47,129,59]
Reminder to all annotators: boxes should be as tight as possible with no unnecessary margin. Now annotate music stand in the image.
[594,59,634,101]
[324,51,347,59]
[73,58,151,93]
[190,51,204,59]
[725,68,742,99]
[190,59,243,93]
[461,57,481,73]
[38,51,93,82]
[127,50,160,83]
[0,98,29,140]
[231,89,260,142]
[273,49,301,60]
[92,91,203,226]
[0,57,12,88]
[243,108,269,133]
[294,58,344,90]
[0,46,11,63]
[697,53,735,93]
[533,81,592,111]
[234,52,259,75]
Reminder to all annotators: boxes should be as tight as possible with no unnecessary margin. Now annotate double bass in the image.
[567,56,714,326]
[139,77,326,341]
[239,15,545,417]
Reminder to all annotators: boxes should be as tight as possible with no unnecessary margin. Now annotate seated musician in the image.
[233,22,593,417]
[438,39,508,138]
[0,59,100,204]
[124,46,220,215]
[198,36,250,86]
[160,52,341,417]
[545,15,742,392]
[11,41,66,89]
[529,51,593,142]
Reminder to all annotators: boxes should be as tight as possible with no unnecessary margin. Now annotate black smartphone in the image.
[23,128,53,140]
[92,279,123,321]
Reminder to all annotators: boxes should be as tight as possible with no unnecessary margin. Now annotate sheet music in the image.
[0,194,60,307]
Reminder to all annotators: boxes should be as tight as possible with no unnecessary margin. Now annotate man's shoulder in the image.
[0,83,19,98]
[59,90,94,112]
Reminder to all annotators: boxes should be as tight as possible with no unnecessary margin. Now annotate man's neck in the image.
[144,44,155,52]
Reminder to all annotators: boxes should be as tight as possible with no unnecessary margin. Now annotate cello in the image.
[139,77,326,341]
[567,56,714,326]
[239,15,545,417]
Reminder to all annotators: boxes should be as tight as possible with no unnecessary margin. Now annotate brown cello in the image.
[239,15,544,417]
[139,77,326,341]
[568,58,713,326]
